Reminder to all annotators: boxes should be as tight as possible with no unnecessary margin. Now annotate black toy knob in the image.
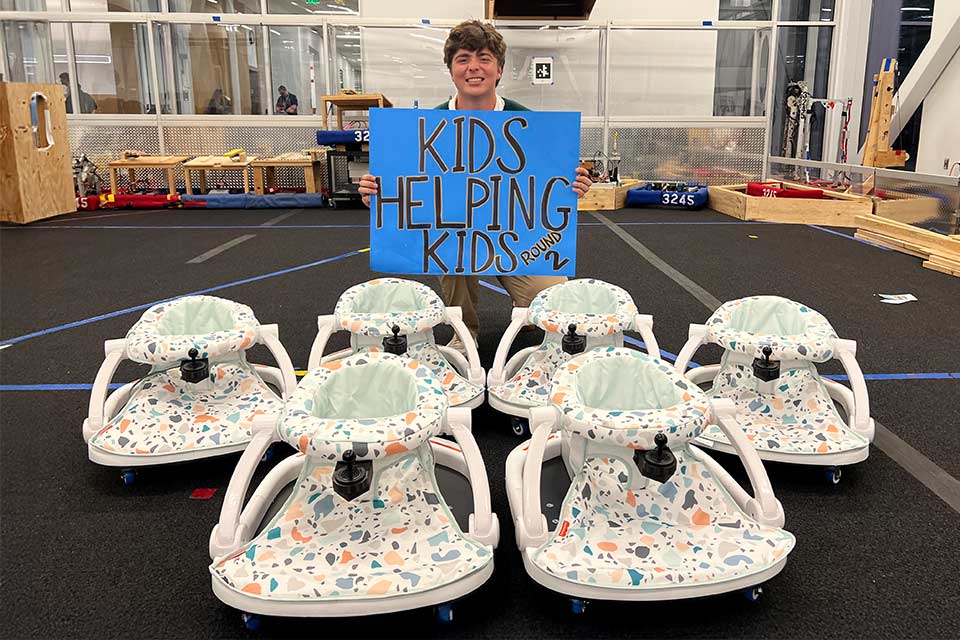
[333,449,372,501]
[382,324,407,355]
[562,324,586,356]
[752,345,780,382]
[636,432,677,484]
[179,347,209,384]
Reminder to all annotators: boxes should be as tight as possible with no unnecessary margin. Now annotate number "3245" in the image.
[661,193,695,205]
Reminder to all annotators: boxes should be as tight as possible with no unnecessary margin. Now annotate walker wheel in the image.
[261,443,276,463]
[570,598,587,615]
[825,466,842,485]
[241,612,261,631]
[511,416,531,438]
[743,585,763,603]
[121,469,136,487]
[435,603,453,623]
[328,198,338,209]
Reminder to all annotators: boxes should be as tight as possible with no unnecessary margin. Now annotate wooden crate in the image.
[708,182,873,227]
[0,82,76,223]
[578,179,640,212]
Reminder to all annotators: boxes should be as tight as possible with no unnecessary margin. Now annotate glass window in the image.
[497,26,601,115]
[266,0,359,15]
[779,0,836,22]
[608,29,719,117]
[3,21,56,84]
[326,25,364,105]
[268,26,323,115]
[771,25,833,158]
[56,23,158,114]
[329,25,454,112]
[169,0,261,13]
[171,23,266,114]
[718,0,771,21]
[66,0,162,11]
[0,0,56,10]
[713,29,767,116]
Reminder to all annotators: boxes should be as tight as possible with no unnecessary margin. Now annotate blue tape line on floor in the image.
[0,248,364,347]
[807,224,893,251]
[825,373,960,381]
[0,383,124,391]
[478,280,509,295]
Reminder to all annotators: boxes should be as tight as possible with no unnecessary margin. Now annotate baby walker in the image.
[308,278,485,408]
[82,295,297,486]
[209,351,499,628]
[487,278,659,436]
[675,295,874,483]
[505,347,794,611]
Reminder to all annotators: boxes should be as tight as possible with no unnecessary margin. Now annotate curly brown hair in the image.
[443,20,507,71]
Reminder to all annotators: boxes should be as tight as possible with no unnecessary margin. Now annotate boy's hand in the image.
[573,166,593,198]
[359,174,379,208]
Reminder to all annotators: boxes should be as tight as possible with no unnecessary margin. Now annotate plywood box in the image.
[708,182,873,227]
[0,82,76,223]
[579,179,640,212]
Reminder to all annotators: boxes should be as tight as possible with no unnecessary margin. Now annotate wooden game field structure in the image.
[578,179,640,211]
[855,215,960,278]
[708,181,873,227]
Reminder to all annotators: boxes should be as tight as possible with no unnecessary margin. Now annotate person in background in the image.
[205,88,231,115]
[358,20,592,353]
[59,72,97,114]
[275,85,299,115]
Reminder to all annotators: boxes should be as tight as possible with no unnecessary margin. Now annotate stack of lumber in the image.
[854,215,960,277]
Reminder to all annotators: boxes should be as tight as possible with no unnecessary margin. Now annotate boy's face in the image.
[449,47,502,99]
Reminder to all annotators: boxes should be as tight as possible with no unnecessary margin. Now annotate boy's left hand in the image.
[573,166,593,199]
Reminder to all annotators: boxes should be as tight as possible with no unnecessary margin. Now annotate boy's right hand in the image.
[359,174,379,208]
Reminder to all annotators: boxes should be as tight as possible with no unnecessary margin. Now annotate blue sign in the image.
[369,108,580,276]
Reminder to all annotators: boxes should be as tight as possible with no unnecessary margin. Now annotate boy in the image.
[359,20,592,348]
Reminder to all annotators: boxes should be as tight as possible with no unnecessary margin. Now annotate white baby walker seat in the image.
[506,347,795,610]
[208,351,499,627]
[487,278,660,436]
[82,295,297,485]
[675,295,874,483]
[308,278,485,409]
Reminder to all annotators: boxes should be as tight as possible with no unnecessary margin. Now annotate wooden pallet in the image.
[708,182,873,227]
[854,214,960,277]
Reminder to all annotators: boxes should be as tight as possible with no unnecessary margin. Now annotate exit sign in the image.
[306,0,320,4]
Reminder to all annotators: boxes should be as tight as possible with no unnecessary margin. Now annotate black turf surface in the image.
[2,206,959,639]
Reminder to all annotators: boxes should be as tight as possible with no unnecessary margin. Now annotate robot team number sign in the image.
[369,108,580,276]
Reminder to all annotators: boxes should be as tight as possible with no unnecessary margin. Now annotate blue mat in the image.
[181,194,327,209]
[626,183,708,209]
[316,129,370,145]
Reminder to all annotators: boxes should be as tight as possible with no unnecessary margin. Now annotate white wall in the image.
[916,3,960,175]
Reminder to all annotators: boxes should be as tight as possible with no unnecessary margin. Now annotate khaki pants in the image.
[439,274,567,338]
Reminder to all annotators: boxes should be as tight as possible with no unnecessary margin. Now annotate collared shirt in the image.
[446,94,506,111]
